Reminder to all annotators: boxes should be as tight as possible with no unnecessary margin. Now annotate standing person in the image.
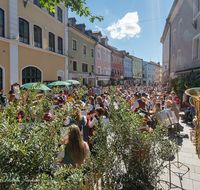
[0,90,7,107]
[88,88,92,96]
[6,94,16,107]
[84,96,95,125]
[94,86,100,96]
[57,125,90,167]
[91,87,95,96]
[171,91,180,108]
[131,92,145,112]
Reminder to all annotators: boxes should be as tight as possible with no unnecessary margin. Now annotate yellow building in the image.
[0,0,69,93]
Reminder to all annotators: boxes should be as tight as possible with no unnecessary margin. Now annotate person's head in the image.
[134,92,140,100]
[95,107,104,117]
[88,96,94,104]
[155,102,161,109]
[171,91,176,97]
[59,90,64,96]
[167,100,172,107]
[138,109,151,126]
[160,96,164,101]
[57,97,64,104]
[168,95,172,100]
[97,96,103,104]
[96,86,99,89]
[9,94,16,102]
[0,89,4,94]
[102,94,106,100]
[127,95,131,101]
[9,90,15,95]
[153,98,156,103]
[75,107,82,122]
[67,125,86,165]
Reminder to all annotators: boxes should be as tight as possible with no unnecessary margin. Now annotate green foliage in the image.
[0,84,178,189]
[38,0,104,23]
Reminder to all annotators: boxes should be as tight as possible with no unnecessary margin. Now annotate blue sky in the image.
[68,0,174,64]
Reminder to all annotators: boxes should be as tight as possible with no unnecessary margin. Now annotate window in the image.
[118,69,119,75]
[57,7,63,22]
[194,0,200,16]
[143,74,145,78]
[48,3,55,17]
[104,68,107,75]
[19,18,29,44]
[34,25,42,48]
[82,63,88,72]
[177,50,181,66]
[97,48,101,59]
[178,20,182,36]
[91,65,94,72]
[83,45,86,55]
[22,67,41,84]
[173,29,176,43]
[58,37,63,54]
[98,67,101,74]
[73,61,77,71]
[91,48,94,57]
[73,39,77,51]
[0,8,4,37]
[120,59,121,64]
[115,69,117,74]
[49,32,55,52]
[108,68,111,75]
[108,53,110,62]
[193,37,199,60]
[98,36,101,42]
[117,58,119,63]
[33,0,41,8]
[115,57,116,63]
[104,50,106,61]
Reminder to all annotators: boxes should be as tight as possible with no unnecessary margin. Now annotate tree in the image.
[38,0,104,22]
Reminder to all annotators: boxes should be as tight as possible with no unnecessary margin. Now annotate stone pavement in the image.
[159,120,200,190]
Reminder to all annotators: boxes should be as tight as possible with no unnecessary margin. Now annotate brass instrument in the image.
[185,88,200,159]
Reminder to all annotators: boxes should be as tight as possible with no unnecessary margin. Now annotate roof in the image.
[108,45,124,57]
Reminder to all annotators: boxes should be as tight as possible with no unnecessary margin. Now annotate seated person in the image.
[95,96,104,109]
[164,100,172,110]
[57,125,90,167]
[171,101,179,122]
[41,106,53,122]
[68,107,87,126]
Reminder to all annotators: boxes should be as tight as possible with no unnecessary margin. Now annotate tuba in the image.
[185,88,200,159]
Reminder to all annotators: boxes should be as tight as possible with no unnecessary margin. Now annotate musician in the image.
[131,92,145,112]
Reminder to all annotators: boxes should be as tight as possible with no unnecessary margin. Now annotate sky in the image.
[68,0,174,65]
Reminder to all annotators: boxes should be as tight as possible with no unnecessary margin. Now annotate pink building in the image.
[92,32,112,86]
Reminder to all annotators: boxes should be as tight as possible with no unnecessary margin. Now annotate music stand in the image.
[158,110,190,189]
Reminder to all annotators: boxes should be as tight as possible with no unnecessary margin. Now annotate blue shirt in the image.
[94,88,100,96]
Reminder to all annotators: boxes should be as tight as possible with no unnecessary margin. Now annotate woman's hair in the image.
[76,108,82,122]
[9,94,16,102]
[97,96,102,104]
[171,91,176,95]
[95,107,104,116]
[88,96,94,104]
[67,125,86,165]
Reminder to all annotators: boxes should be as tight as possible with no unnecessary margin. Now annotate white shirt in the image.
[89,117,98,128]
[103,100,109,108]
[131,99,140,111]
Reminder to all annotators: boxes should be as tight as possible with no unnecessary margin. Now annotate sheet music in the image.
[158,110,171,126]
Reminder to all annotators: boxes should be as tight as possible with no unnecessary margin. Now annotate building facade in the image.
[155,63,160,84]
[142,61,148,85]
[68,18,96,87]
[132,56,143,84]
[0,0,69,92]
[147,63,155,85]
[92,32,111,86]
[120,51,133,84]
[161,0,200,81]
[109,46,124,83]
[159,66,162,83]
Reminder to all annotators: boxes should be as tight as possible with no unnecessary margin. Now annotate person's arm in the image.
[57,146,65,162]
[84,142,90,162]
[131,101,139,112]
[89,117,98,128]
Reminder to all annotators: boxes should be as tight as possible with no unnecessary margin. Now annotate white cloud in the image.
[106,12,141,39]
[95,26,105,35]
[105,9,109,15]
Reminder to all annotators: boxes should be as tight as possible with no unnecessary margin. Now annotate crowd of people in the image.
[0,83,196,168]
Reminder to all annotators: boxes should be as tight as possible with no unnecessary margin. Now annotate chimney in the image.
[76,24,86,33]
[68,17,77,27]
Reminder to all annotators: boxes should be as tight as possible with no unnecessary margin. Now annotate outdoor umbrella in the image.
[65,80,80,85]
[47,81,70,89]
[20,83,51,93]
